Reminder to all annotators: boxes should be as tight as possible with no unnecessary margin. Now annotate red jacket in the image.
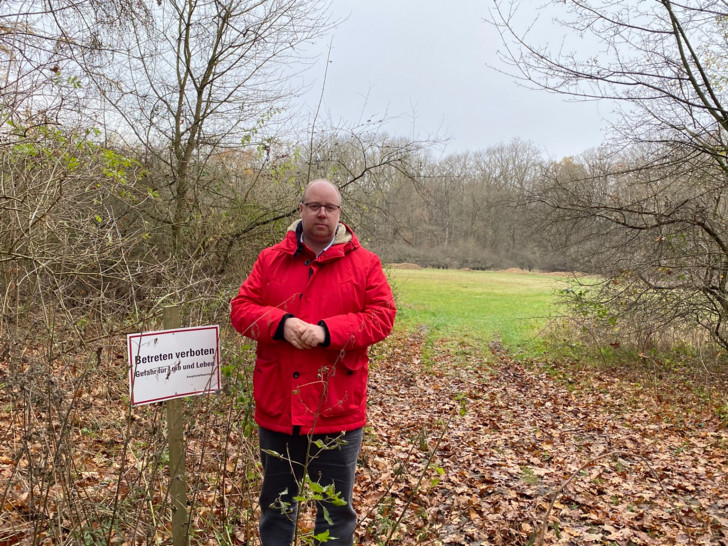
[230,221,396,434]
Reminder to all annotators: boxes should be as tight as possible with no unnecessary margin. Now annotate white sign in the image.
[127,325,221,406]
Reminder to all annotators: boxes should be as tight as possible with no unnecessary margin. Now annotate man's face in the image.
[299,182,341,246]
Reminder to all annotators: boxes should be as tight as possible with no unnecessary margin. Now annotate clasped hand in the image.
[283,317,325,350]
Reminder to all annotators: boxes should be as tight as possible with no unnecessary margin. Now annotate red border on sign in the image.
[128,325,221,406]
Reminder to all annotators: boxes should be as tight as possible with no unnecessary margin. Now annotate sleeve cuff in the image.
[317,320,331,347]
[274,313,294,340]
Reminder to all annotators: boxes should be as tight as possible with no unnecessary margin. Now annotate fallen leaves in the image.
[356,331,728,544]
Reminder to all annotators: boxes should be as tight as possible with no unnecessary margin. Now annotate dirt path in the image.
[355,331,728,545]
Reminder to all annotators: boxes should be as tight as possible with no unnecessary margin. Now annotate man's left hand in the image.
[298,323,325,348]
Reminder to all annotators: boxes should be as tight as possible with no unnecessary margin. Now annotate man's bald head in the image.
[302,179,341,205]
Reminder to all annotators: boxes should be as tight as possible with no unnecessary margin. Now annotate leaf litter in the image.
[357,331,728,545]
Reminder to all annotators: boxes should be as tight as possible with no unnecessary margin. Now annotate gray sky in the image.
[292,0,611,160]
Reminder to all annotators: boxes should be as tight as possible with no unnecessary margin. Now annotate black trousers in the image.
[258,426,363,546]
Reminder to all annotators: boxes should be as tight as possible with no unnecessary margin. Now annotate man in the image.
[230,179,396,545]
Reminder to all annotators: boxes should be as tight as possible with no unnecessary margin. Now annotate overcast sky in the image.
[290,0,612,160]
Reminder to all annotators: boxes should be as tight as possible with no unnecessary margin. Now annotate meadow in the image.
[388,267,566,351]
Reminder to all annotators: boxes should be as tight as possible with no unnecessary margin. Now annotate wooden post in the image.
[164,306,188,545]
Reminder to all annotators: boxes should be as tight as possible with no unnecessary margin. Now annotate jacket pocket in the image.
[320,363,366,418]
[253,353,287,418]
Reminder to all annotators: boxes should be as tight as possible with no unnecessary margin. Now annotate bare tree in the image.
[62,0,332,251]
[489,1,728,152]
[489,1,728,349]
[297,125,433,240]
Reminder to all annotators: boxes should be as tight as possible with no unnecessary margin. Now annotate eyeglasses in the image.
[301,202,341,214]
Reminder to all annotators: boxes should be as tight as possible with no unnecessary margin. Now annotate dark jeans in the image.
[257,426,363,546]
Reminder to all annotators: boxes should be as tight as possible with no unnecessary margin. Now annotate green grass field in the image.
[388,268,566,352]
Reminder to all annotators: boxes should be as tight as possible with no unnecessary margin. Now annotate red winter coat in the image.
[230,221,396,434]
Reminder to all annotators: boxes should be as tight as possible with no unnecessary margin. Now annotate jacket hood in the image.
[286,219,354,247]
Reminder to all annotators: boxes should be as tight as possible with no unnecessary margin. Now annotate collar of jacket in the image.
[287,219,356,259]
